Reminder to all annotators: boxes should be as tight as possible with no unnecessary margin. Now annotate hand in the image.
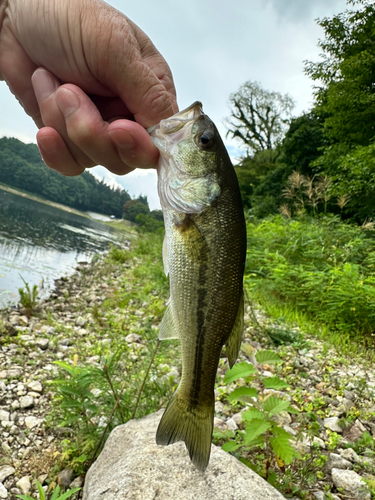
[0,0,178,175]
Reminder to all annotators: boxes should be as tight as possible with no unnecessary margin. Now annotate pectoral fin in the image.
[225,291,244,368]
[159,302,179,340]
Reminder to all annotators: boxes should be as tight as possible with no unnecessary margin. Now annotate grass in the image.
[244,213,375,355]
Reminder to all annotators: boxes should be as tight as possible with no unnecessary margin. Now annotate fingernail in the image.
[32,69,59,102]
[38,135,58,155]
[56,88,80,117]
[108,130,135,150]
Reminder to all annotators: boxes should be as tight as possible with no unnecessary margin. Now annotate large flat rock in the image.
[83,410,285,500]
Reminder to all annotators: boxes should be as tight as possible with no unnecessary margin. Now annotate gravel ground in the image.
[0,254,374,500]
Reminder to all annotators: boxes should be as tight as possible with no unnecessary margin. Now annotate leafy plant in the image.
[16,480,80,500]
[244,214,375,342]
[18,275,39,312]
[216,350,299,470]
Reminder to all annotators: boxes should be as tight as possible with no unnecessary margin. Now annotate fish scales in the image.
[149,102,246,471]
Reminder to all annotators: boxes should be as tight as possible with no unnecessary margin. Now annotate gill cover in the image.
[149,102,221,214]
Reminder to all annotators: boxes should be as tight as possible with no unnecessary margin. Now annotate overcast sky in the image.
[0,0,348,209]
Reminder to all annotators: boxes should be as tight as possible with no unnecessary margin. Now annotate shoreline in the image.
[0,183,135,232]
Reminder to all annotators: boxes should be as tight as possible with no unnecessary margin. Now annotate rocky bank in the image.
[0,249,374,499]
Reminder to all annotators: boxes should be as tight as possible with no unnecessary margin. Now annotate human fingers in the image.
[32,68,96,173]
[0,29,42,126]
[33,69,160,174]
[36,127,86,176]
[55,85,160,173]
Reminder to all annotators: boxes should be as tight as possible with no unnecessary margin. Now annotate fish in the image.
[148,102,247,471]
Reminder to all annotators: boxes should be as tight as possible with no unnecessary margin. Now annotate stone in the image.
[213,417,227,431]
[0,465,15,483]
[343,419,367,442]
[0,483,7,499]
[340,447,362,463]
[125,333,141,343]
[270,410,292,427]
[70,476,84,489]
[0,411,10,422]
[331,468,370,500]
[16,476,31,496]
[226,417,238,431]
[323,417,342,433]
[25,416,42,429]
[27,381,43,393]
[36,338,49,350]
[58,469,74,488]
[76,316,86,327]
[312,492,325,500]
[83,411,286,500]
[19,396,34,409]
[325,453,353,472]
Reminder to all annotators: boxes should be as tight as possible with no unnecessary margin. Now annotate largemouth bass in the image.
[149,102,246,471]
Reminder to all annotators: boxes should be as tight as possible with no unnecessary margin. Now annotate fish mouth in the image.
[147,102,203,135]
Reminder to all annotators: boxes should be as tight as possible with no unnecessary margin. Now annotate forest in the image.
[231,0,375,224]
[228,0,375,343]
[0,136,134,218]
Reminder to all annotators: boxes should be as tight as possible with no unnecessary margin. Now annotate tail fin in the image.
[156,391,214,472]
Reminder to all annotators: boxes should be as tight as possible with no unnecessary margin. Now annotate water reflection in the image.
[0,190,122,307]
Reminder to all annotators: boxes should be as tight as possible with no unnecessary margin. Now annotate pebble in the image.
[58,468,73,488]
[343,419,367,441]
[323,416,342,433]
[0,483,7,499]
[0,411,10,422]
[25,416,43,429]
[36,338,50,350]
[325,452,353,471]
[340,447,362,463]
[27,381,43,393]
[16,476,31,495]
[0,465,15,483]
[19,396,34,409]
[331,468,371,500]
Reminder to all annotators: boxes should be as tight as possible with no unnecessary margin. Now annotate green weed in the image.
[16,480,80,500]
[245,214,375,346]
[18,276,39,312]
[214,350,299,472]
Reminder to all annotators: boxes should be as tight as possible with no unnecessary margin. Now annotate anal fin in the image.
[225,291,244,368]
[159,301,179,340]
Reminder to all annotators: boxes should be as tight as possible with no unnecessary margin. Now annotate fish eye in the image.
[196,131,215,151]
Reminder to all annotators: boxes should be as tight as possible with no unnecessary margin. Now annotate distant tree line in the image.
[0,136,132,218]
[230,0,375,223]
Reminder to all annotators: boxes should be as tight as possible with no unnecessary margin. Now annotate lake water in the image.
[0,190,123,308]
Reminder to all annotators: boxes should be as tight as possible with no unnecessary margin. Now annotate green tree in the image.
[305,0,375,147]
[226,81,294,154]
[304,0,375,221]
[123,199,150,222]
